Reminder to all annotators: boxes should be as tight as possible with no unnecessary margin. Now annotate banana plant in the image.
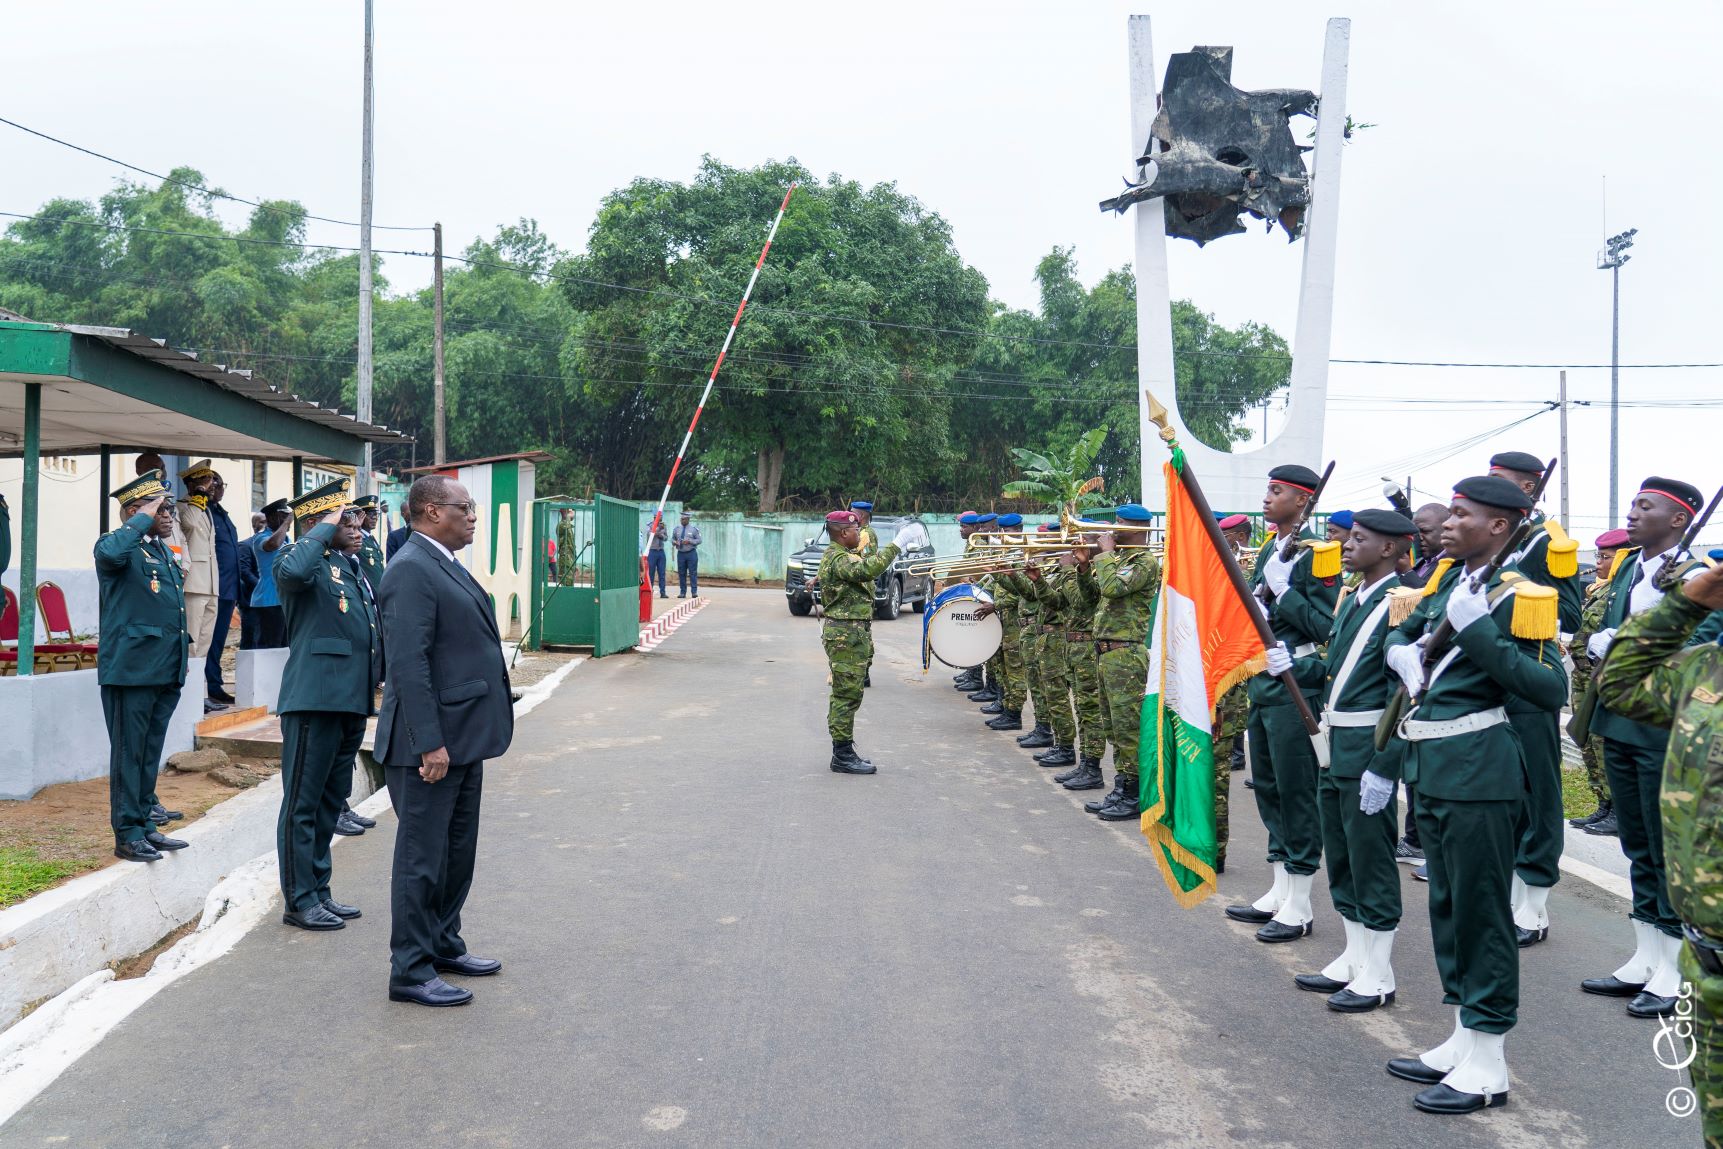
[1001,428,1110,519]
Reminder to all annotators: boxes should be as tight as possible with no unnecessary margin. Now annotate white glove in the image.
[1264,560,1292,599]
[891,524,919,550]
[1359,771,1395,816]
[1385,642,1426,694]
[1264,642,1294,676]
[1445,578,1491,633]
[1587,627,1617,662]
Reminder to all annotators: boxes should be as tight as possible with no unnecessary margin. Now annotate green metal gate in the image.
[525,493,641,657]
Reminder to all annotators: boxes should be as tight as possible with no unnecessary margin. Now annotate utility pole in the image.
[1558,370,1570,527]
[1597,227,1636,527]
[433,221,446,464]
[356,0,376,495]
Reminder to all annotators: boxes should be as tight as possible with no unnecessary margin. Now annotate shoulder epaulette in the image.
[1420,557,1455,598]
[1386,585,1424,627]
[1542,520,1579,579]
[1307,539,1342,580]
[1507,582,1559,640]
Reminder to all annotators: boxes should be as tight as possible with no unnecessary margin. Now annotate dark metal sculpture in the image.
[1101,46,1318,246]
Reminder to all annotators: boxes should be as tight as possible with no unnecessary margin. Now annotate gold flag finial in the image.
[1145,390,1179,448]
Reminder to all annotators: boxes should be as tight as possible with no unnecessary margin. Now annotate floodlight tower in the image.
[1597,227,1636,528]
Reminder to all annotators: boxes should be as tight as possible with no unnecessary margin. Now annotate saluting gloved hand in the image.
[1586,627,1617,663]
[1263,641,1294,676]
[1445,578,1492,633]
[1385,640,1427,695]
[1359,770,1395,816]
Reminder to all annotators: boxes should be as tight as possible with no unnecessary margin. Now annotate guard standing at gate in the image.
[274,481,384,931]
[95,470,191,863]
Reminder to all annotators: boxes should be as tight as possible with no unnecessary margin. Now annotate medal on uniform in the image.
[339,593,349,613]
[150,574,160,594]
[330,564,343,583]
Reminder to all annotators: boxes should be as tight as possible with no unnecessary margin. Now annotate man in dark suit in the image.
[274,480,385,931]
[385,517,412,561]
[377,475,514,1007]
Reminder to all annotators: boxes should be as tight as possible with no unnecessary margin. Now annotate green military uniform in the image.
[94,477,189,850]
[1570,575,1615,810]
[1000,569,1048,735]
[989,573,1027,718]
[1246,531,1340,878]
[858,523,879,684]
[1595,584,1723,1144]
[274,500,384,917]
[1384,563,1567,1036]
[1024,567,1076,752]
[1091,548,1160,805]
[1059,564,1106,762]
[817,535,899,744]
[1213,685,1248,869]
[556,516,577,586]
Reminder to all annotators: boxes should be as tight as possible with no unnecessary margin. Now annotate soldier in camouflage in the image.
[1050,546,1108,792]
[1023,554,1078,767]
[1087,504,1161,822]
[1570,528,1629,831]
[1595,562,1723,1147]
[813,510,908,775]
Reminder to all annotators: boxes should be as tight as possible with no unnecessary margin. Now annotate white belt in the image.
[1398,707,1508,742]
[1324,708,1384,728]
[1291,643,1318,658]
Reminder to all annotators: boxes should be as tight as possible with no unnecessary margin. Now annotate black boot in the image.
[1060,756,1104,790]
[1034,744,1076,767]
[967,687,1000,702]
[1583,810,1620,836]
[986,709,1023,731]
[1570,800,1611,829]
[1097,778,1141,821]
[1230,735,1246,771]
[830,741,876,775]
[953,670,982,691]
[1017,723,1054,749]
[1085,774,1128,814]
[979,700,1004,715]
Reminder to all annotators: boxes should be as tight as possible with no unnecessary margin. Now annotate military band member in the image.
[976,515,1029,731]
[1570,527,1629,832]
[951,512,987,694]
[1023,548,1077,769]
[1050,543,1107,793]
[1086,504,1160,822]
[95,470,190,863]
[1381,476,1566,1114]
[274,482,385,930]
[1582,477,1710,1018]
[1226,465,1340,943]
[816,510,912,774]
[1282,508,1414,1013]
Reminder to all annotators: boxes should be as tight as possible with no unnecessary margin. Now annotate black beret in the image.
[1453,475,1533,512]
[1351,508,1417,537]
[261,498,290,515]
[1267,464,1322,492]
[1488,451,1546,475]
[1639,477,1704,515]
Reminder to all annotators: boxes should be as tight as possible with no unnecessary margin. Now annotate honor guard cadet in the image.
[1581,477,1715,1018]
[1380,476,1567,1114]
[1282,508,1415,1013]
[1485,452,1583,948]
[1594,560,1723,1147]
[1226,464,1340,943]
[1569,527,1630,832]
[816,510,913,774]
[273,481,384,930]
[353,494,387,578]
[95,470,191,863]
[1086,504,1160,822]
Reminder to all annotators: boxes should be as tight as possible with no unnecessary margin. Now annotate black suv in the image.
[784,516,936,620]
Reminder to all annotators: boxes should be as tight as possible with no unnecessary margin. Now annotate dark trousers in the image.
[1403,784,1421,849]
[387,760,484,986]
[101,683,178,841]
[1603,736,1681,935]
[204,597,235,692]
[1417,792,1520,1033]
[676,550,698,596]
[237,605,258,650]
[252,606,286,649]
[1246,699,1324,876]
[647,550,667,595]
[1508,708,1563,887]
[277,712,363,912]
[1318,734,1402,931]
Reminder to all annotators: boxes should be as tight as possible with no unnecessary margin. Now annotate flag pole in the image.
[1146,391,1321,735]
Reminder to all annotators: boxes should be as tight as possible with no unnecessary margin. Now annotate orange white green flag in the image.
[1139,449,1267,905]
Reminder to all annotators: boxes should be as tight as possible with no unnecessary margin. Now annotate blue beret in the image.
[974,512,997,524]
[1710,548,1723,563]
[995,513,1023,528]
[958,513,983,525]
[1328,510,1354,530]
[849,500,873,511]
[1114,503,1153,524]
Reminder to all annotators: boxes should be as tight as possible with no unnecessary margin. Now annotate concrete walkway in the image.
[0,589,1694,1148]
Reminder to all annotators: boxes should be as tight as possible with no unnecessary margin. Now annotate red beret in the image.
[1595,528,1630,549]
[825,510,859,525]
[1037,522,1059,533]
[1218,514,1249,530]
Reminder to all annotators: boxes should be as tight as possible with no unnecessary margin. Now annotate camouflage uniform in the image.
[987,574,1027,714]
[817,539,899,740]
[1002,571,1047,728]
[556,517,577,586]
[1595,587,1723,1146]
[1025,568,1076,748]
[1060,566,1107,759]
[1570,576,1614,808]
[1214,685,1249,868]
[1092,549,1161,787]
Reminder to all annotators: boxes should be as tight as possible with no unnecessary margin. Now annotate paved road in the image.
[1,590,1698,1147]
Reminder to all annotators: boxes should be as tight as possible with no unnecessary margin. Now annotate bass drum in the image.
[921,582,1002,671]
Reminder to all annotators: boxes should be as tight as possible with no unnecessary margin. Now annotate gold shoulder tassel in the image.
[1386,586,1424,627]
[1309,540,1342,580]
[1509,584,1560,640]
[1543,521,1579,579]
[1420,557,1455,597]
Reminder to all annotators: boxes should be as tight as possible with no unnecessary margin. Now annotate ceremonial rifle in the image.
[1382,480,1419,562]
[1374,458,1558,751]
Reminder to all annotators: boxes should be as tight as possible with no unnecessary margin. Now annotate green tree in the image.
[1000,428,1111,517]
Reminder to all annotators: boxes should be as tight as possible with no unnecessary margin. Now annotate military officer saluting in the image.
[1381,476,1566,1114]
[353,494,387,578]
[95,470,191,862]
[274,481,385,931]
[815,510,913,774]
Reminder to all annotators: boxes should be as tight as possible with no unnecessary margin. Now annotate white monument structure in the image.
[1124,17,1351,513]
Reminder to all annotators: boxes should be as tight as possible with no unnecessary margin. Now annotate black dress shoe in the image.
[283,903,346,931]
[1018,728,1055,749]
[144,831,188,851]
[434,953,503,977]
[1329,988,1395,1012]
[1385,1057,1448,1085]
[1034,746,1076,767]
[1243,778,1256,790]
[979,701,1004,715]
[208,687,236,704]
[1256,920,1313,943]
[389,976,473,1007]
[986,711,1023,731]
[114,839,163,863]
[1516,925,1548,948]
[1225,904,1275,924]
[1582,811,1619,836]
[1413,1083,1506,1114]
[149,804,183,824]
[1294,972,1348,993]
[333,812,366,836]
[1580,974,1646,998]
[320,899,362,919]
[1627,991,1678,1018]
[346,810,377,829]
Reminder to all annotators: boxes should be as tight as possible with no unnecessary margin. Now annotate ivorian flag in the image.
[1139,450,1267,905]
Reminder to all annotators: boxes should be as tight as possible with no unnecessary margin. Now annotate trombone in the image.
[903,521,1160,579]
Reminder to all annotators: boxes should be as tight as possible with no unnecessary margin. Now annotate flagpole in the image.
[1146,391,1321,736]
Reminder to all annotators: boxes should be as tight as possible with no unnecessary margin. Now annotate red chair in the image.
[1,586,86,674]
[35,581,100,669]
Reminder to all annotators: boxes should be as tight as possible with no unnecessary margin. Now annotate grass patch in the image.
[1561,763,1605,821]
[0,847,81,908]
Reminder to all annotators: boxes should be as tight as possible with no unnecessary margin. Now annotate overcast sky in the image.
[5,1,1720,544]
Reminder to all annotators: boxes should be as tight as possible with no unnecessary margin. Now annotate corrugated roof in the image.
[404,450,553,472]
